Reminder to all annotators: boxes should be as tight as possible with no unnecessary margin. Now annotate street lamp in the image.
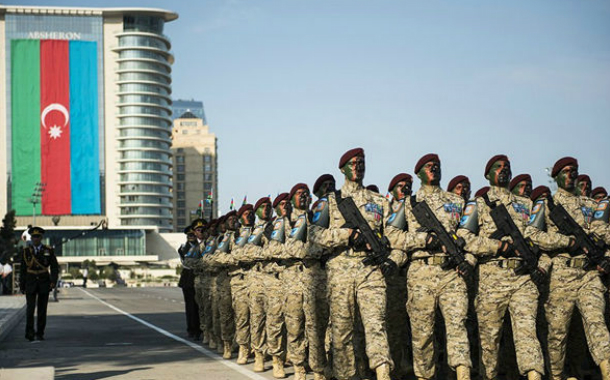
[30,181,46,225]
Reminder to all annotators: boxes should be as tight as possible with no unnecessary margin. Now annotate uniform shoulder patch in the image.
[528,199,546,230]
[593,199,609,223]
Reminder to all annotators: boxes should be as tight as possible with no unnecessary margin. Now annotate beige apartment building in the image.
[171,111,218,231]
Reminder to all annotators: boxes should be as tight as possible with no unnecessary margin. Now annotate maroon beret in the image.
[508,174,532,191]
[338,147,364,168]
[254,197,271,212]
[577,174,591,185]
[475,186,490,198]
[388,173,413,192]
[237,204,253,217]
[447,175,470,192]
[484,154,509,176]
[530,185,551,202]
[273,192,290,208]
[225,210,237,218]
[591,187,608,198]
[217,215,227,225]
[414,153,440,174]
[366,184,380,193]
[551,156,578,177]
[290,183,310,201]
[313,174,335,195]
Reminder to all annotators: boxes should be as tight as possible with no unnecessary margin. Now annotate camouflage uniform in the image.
[240,219,273,357]
[457,186,547,379]
[310,180,393,380]
[525,188,610,379]
[282,207,329,375]
[404,185,472,379]
[385,197,429,378]
[201,236,218,347]
[225,226,252,350]
[207,233,236,347]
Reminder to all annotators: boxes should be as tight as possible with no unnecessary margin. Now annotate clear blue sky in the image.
[15,0,610,214]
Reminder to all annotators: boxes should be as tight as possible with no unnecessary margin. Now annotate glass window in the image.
[178,201,185,208]
[176,156,184,164]
[177,174,185,181]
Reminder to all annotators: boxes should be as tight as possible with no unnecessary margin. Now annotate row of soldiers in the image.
[177,149,610,380]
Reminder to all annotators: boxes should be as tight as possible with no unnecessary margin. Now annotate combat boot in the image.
[237,345,249,365]
[456,365,471,380]
[601,359,610,380]
[253,351,265,372]
[527,371,542,380]
[272,356,286,378]
[375,363,391,380]
[222,341,232,360]
[208,335,217,350]
[293,365,307,380]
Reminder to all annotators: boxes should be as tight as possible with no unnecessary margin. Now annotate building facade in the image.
[171,99,207,124]
[171,111,218,231]
[0,6,179,264]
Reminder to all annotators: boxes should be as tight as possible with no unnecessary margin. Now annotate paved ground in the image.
[0,287,302,380]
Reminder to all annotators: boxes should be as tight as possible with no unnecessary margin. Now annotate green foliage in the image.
[0,210,18,263]
[69,268,83,279]
[100,265,118,281]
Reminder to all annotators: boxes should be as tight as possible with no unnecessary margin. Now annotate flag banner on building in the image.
[11,39,101,216]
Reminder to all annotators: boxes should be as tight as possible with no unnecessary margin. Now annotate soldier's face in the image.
[452,181,471,201]
[316,180,336,198]
[194,227,205,240]
[187,233,196,241]
[594,192,607,202]
[418,161,441,186]
[226,215,239,231]
[511,180,532,198]
[293,188,311,210]
[576,179,591,197]
[392,180,412,200]
[218,223,227,233]
[487,160,512,187]
[275,199,291,218]
[31,235,42,245]
[256,203,272,221]
[557,165,578,191]
[240,210,254,226]
[341,156,365,183]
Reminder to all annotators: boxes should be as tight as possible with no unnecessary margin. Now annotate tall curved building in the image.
[0,6,179,264]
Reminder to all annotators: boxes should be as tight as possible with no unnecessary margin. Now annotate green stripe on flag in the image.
[11,39,41,215]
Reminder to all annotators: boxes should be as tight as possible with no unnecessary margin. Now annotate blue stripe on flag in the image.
[69,41,101,214]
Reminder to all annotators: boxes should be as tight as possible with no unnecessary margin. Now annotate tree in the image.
[0,210,17,263]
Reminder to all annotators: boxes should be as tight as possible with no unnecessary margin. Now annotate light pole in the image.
[30,182,46,225]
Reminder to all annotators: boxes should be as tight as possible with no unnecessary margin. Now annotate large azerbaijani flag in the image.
[11,39,101,215]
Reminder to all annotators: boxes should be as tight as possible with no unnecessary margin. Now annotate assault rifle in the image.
[411,200,472,279]
[482,195,544,284]
[335,192,391,266]
[547,197,608,271]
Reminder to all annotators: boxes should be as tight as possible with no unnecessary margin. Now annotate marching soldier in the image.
[20,226,59,341]
[457,155,547,380]
[186,218,208,343]
[282,183,330,380]
[309,148,393,380]
[525,157,610,380]
[592,187,608,202]
[405,153,473,380]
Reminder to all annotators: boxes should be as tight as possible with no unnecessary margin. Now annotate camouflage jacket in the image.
[385,197,428,267]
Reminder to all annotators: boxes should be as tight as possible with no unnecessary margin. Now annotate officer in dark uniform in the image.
[178,226,202,340]
[19,226,59,341]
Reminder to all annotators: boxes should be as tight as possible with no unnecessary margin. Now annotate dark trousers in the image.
[182,286,201,336]
[25,288,50,338]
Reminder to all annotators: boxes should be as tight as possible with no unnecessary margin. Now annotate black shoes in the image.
[36,335,45,341]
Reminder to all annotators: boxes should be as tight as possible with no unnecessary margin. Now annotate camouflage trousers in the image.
[209,272,221,344]
[263,268,285,357]
[283,261,329,373]
[216,271,235,343]
[229,272,250,346]
[249,264,268,354]
[386,267,411,379]
[545,261,610,378]
[194,274,208,336]
[327,255,392,380]
[476,262,545,379]
[406,260,471,379]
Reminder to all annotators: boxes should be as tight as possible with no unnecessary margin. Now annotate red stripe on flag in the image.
[40,40,71,215]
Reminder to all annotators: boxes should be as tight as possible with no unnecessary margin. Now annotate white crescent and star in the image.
[41,103,69,140]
